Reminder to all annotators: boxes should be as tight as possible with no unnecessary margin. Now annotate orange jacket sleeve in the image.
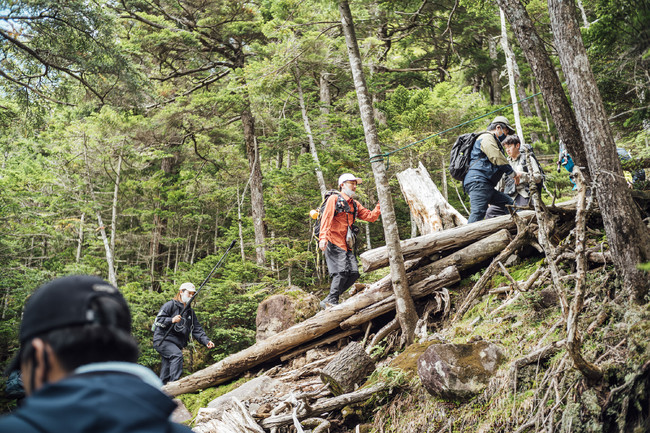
[318,194,338,243]
[355,201,381,222]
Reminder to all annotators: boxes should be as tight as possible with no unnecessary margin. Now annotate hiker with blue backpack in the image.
[459,116,522,223]
[316,173,381,309]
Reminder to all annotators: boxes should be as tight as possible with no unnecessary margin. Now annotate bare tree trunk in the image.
[295,66,327,198]
[531,81,549,141]
[271,230,276,272]
[190,216,202,265]
[500,9,524,144]
[441,157,448,201]
[76,212,85,263]
[494,0,591,182]
[548,0,650,302]
[109,150,122,276]
[339,0,417,344]
[213,213,219,255]
[241,106,266,266]
[488,37,502,105]
[237,185,246,263]
[83,136,117,287]
[509,50,540,142]
[576,0,590,28]
[2,287,8,320]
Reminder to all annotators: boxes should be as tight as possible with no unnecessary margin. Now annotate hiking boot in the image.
[319,297,339,310]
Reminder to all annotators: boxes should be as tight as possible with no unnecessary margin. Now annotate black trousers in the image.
[155,340,184,384]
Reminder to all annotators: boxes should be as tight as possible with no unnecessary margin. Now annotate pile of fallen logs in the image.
[165,163,630,432]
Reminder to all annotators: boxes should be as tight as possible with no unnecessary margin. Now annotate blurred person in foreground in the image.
[0,275,193,433]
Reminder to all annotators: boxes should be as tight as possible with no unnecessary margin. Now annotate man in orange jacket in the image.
[318,173,381,309]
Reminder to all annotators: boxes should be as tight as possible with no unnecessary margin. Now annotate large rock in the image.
[417,340,505,400]
[256,288,319,342]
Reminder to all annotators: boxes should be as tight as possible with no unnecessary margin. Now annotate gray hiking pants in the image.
[323,242,359,304]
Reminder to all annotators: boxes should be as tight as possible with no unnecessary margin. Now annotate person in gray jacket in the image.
[0,275,193,433]
[463,116,521,223]
[485,135,544,218]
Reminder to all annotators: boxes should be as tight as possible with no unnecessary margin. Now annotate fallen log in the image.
[259,382,388,429]
[341,265,461,329]
[360,211,535,273]
[280,328,362,362]
[408,229,512,282]
[360,199,579,273]
[396,161,467,234]
[359,229,511,301]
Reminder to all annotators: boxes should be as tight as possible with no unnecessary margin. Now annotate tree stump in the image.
[396,161,467,235]
[319,342,374,396]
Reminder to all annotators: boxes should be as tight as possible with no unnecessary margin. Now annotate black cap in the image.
[6,275,130,374]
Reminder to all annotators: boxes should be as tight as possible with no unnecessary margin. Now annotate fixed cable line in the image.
[369,91,542,168]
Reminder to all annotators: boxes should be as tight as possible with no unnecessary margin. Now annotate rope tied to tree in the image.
[369,91,543,169]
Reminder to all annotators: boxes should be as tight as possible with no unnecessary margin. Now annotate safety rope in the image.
[369,91,542,168]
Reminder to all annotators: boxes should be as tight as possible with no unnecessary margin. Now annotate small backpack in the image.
[449,132,483,181]
[313,190,357,238]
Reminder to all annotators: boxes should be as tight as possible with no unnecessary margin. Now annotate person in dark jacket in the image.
[463,115,521,223]
[153,282,214,384]
[0,275,192,433]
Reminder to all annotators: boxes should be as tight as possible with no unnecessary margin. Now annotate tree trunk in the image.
[500,9,524,143]
[494,0,591,182]
[320,341,374,395]
[83,137,117,287]
[338,0,417,344]
[190,216,202,265]
[109,150,122,279]
[576,0,590,28]
[295,66,327,197]
[548,0,650,302]
[441,156,448,201]
[237,185,246,262]
[396,161,467,235]
[488,37,502,105]
[241,104,266,266]
[76,212,85,263]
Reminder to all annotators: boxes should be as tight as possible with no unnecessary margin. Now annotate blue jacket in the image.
[463,132,514,188]
[0,363,192,433]
[153,300,210,348]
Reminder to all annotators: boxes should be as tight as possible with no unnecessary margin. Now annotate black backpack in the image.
[449,132,483,181]
[313,190,357,237]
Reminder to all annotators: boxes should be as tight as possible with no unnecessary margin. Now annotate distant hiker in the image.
[557,140,577,190]
[0,275,193,433]
[463,116,521,223]
[153,282,214,384]
[485,135,544,218]
[616,147,646,188]
[319,173,381,309]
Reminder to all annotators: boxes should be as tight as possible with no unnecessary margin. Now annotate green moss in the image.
[177,377,250,418]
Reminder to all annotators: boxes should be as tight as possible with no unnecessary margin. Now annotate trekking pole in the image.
[156,239,237,347]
